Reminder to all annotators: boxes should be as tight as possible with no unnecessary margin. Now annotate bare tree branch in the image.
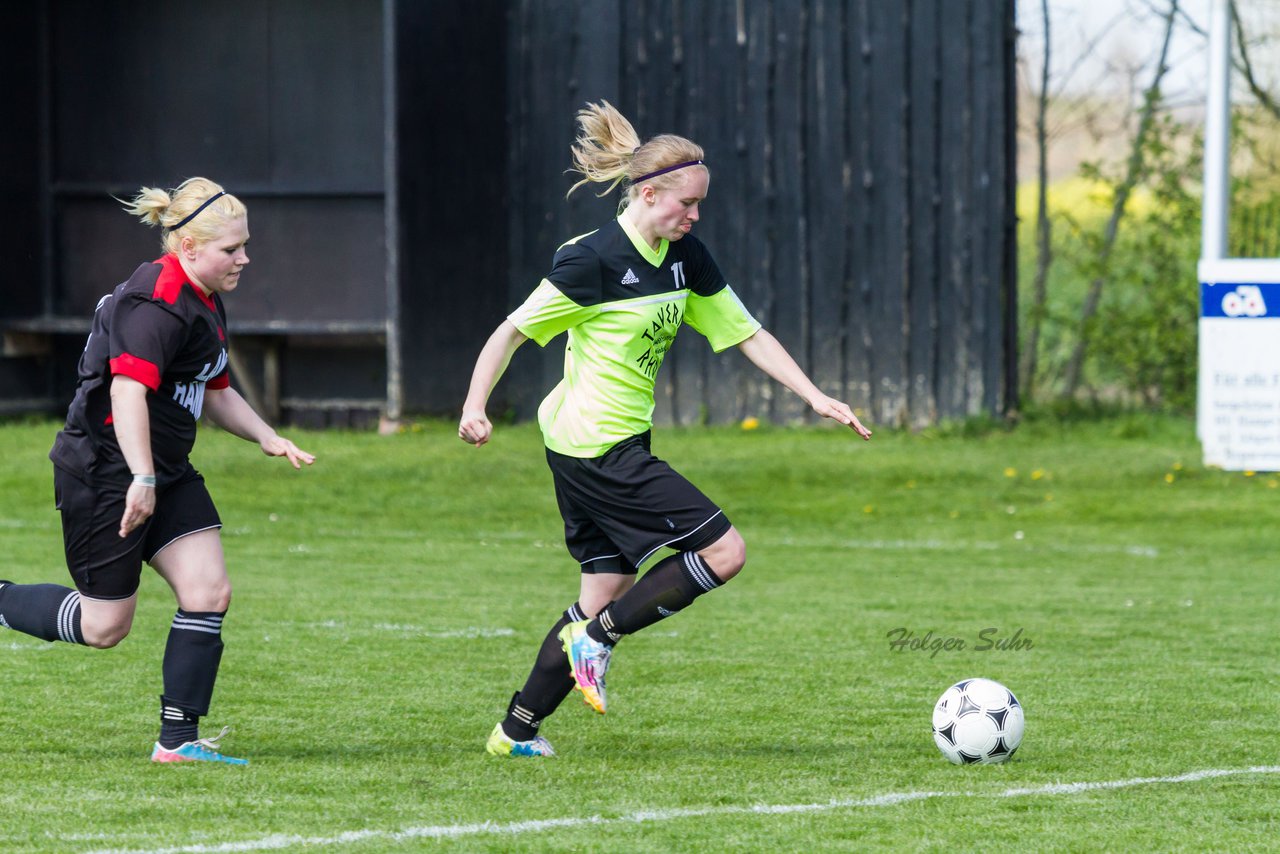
[1230,0,1280,123]
[1062,0,1180,400]
[1054,8,1133,95]
[1172,0,1280,120]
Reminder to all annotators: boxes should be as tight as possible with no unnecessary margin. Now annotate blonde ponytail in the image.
[121,177,247,253]
[567,101,706,209]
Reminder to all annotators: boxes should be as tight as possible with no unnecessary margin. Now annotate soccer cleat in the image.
[150,726,248,765]
[485,723,556,757]
[559,620,612,714]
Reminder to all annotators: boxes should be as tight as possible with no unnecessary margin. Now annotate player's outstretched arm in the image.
[204,386,316,469]
[459,321,529,447]
[736,328,872,440]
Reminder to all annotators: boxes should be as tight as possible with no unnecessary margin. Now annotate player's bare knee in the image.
[83,622,130,649]
[86,633,125,650]
[181,577,232,613]
[701,528,746,582]
[205,579,232,613]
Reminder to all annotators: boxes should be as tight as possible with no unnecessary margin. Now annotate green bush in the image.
[1019,109,1277,413]
[1080,114,1202,411]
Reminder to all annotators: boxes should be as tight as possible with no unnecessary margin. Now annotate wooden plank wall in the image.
[501,0,1017,428]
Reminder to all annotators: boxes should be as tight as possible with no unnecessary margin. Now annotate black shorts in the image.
[54,465,222,600]
[545,432,732,574]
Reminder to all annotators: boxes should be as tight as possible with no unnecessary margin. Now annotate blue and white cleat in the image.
[485,723,556,757]
[559,620,612,714]
[151,726,248,765]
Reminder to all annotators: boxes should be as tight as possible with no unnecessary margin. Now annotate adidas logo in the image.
[621,268,640,285]
[0,614,9,629]
[657,606,674,617]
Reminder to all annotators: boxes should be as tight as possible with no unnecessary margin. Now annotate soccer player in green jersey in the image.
[460,101,871,757]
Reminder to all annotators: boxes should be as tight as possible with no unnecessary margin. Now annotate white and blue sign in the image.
[1200,282,1276,318]
[1198,260,1280,471]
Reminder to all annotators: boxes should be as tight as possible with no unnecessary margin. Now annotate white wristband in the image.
[132,473,156,488]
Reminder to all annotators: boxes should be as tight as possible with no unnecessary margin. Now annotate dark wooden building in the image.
[1,0,1017,429]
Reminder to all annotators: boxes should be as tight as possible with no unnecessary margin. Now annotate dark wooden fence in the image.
[1,0,1016,429]
[501,0,1018,427]
[1,0,394,425]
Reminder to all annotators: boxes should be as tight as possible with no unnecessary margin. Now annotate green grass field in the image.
[0,415,1276,852]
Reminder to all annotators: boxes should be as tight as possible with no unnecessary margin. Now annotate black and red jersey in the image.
[50,254,231,487]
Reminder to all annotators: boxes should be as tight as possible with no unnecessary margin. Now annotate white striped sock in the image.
[682,552,721,592]
[56,591,83,644]
[171,612,224,635]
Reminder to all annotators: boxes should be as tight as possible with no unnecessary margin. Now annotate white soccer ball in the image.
[931,678,1024,764]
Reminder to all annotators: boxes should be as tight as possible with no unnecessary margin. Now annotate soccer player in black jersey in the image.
[0,178,314,764]
[460,101,872,757]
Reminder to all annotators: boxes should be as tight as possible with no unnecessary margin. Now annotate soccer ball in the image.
[932,678,1024,764]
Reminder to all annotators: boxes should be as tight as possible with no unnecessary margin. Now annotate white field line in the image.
[764,535,1160,558]
[234,526,1163,558]
[3,641,52,651]
[80,765,1280,854]
[295,621,515,639]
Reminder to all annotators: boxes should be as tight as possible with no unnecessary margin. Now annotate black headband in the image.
[632,160,705,184]
[169,191,226,231]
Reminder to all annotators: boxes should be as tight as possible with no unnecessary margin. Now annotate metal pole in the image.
[382,0,403,429]
[1202,0,1231,262]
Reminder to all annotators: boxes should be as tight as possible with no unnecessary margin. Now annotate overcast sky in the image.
[1016,0,1225,106]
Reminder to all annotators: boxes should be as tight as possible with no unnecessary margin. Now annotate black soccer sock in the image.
[0,582,86,644]
[159,705,199,748]
[586,552,723,644]
[158,609,225,749]
[502,602,586,742]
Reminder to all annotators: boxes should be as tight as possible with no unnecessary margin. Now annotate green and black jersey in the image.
[509,215,760,458]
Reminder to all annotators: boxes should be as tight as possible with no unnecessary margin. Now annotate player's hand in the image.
[260,435,316,469]
[459,409,493,447]
[119,482,156,538]
[811,395,872,440]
